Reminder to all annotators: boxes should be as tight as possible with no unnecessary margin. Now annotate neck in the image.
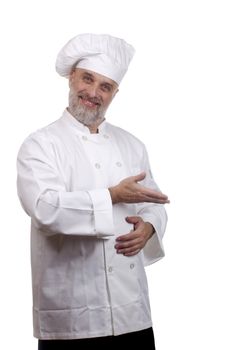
[88,125,99,134]
[67,107,103,133]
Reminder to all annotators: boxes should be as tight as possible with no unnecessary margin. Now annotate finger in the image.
[138,190,170,203]
[125,216,141,225]
[132,172,146,183]
[117,246,141,256]
[116,244,140,253]
[116,232,137,242]
[115,232,144,250]
[116,225,145,241]
[123,249,141,257]
[140,186,169,200]
[142,195,170,204]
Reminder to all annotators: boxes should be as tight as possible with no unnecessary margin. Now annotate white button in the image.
[95,163,101,169]
[103,134,109,139]
[130,263,135,269]
[108,266,113,272]
[116,162,122,167]
[82,135,88,141]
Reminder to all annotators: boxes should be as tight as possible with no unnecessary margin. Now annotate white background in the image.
[0,1,232,349]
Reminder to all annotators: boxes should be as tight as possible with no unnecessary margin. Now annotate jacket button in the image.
[130,263,135,269]
[95,163,101,169]
[82,135,88,141]
[108,266,113,272]
[116,162,122,167]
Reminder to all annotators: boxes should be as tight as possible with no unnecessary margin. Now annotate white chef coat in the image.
[17,109,167,340]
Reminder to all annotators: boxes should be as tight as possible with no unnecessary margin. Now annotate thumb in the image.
[125,216,141,225]
[132,172,146,183]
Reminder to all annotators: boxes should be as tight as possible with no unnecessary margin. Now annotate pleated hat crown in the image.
[55,33,135,84]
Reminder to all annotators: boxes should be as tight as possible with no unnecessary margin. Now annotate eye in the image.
[101,84,112,92]
[82,75,93,83]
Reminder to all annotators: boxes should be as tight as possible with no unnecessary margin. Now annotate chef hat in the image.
[55,33,135,84]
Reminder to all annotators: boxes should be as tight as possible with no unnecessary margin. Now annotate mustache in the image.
[78,92,103,106]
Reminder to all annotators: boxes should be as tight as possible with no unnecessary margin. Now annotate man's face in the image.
[68,68,118,128]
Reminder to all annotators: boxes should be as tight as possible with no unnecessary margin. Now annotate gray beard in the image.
[69,91,106,127]
[71,104,105,126]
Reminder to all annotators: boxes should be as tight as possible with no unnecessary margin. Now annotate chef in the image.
[17,33,169,350]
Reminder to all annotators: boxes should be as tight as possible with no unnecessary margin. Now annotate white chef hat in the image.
[55,33,135,85]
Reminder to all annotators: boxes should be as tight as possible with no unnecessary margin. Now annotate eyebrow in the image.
[101,82,114,89]
[82,71,115,88]
[82,72,94,79]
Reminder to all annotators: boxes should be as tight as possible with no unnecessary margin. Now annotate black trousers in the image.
[38,327,156,349]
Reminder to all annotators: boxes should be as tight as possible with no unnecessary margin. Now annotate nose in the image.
[86,84,99,98]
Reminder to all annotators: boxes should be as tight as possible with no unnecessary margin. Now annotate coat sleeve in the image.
[136,145,168,266]
[17,133,114,237]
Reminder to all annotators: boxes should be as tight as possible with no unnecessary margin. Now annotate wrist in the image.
[145,222,155,239]
[108,186,119,204]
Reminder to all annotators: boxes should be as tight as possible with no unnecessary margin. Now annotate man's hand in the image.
[114,216,155,256]
[109,172,169,204]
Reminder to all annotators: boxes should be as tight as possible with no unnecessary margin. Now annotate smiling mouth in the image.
[79,96,101,109]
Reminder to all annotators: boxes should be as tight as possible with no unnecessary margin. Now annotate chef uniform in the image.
[17,34,167,349]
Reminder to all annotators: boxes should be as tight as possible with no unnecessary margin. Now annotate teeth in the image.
[85,100,94,105]
[82,99,96,107]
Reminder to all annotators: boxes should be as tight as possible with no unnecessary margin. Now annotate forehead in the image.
[73,68,118,87]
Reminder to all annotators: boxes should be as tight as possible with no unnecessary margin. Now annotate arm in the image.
[114,216,155,256]
[17,134,114,237]
[108,172,169,205]
[109,145,169,264]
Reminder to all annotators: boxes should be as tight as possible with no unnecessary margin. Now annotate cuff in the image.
[141,213,166,266]
[88,189,114,238]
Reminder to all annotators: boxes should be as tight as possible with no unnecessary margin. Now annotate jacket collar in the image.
[61,108,107,135]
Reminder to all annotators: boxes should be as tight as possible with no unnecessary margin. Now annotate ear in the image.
[112,88,119,99]
[69,70,76,87]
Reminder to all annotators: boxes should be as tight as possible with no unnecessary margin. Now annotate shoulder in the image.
[20,115,65,143]
[17,118,63,158]
[106,122,145,148]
